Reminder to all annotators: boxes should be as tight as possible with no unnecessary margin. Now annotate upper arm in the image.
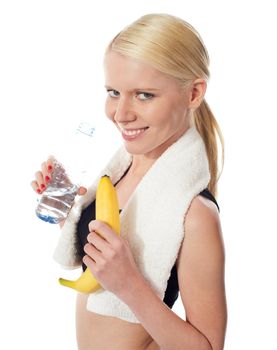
[176,196,227,350]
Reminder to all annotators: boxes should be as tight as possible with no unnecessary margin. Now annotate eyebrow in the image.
[104,85,161,92]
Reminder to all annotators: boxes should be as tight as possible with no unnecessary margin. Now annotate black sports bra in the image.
[76,187,219,309]
[163,188,220,309]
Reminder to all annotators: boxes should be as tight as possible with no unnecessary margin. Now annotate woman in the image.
[32,13,227,350]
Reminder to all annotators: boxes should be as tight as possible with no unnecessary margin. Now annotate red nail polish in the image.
[45,175,50,182]
[36,188,42,194]
[40,184,46,190]
[47,165,53,172]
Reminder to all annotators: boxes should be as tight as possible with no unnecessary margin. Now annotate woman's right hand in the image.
[31,156,87,228]
[30,156,87,196]
[30,156,55,195]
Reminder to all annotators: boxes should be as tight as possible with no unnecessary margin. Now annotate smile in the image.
[122,127,148,136]
[120,127,149,141]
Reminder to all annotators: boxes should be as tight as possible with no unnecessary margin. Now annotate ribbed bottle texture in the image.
[36,160,78,224]
[35,121,96,224]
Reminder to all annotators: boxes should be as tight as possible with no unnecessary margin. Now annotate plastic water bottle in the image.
[35,121,96,224]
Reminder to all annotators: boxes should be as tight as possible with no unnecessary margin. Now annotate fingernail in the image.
[45,175,51,182]
[47,165,53,172]
[40,184,46,190]
[36,188,42,194]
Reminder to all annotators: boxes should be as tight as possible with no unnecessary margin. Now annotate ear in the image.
[188,79,207,110]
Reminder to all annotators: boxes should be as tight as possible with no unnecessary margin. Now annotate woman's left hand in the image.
[83,220,143,298]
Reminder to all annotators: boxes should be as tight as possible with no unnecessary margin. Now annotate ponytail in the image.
[193,99,225,198]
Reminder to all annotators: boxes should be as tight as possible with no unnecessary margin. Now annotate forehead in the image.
[103,50,178,90]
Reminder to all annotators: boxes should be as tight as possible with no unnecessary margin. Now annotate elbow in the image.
[199,335,226,350]
[198,334,213,350]
[201,342,213,350]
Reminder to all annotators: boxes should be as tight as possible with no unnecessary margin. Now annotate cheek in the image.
[141,102,167,126]
[153,102,188,129]
[105,99,115,121]
[148,103,175,126]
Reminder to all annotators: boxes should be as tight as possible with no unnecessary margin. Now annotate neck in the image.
[128,154,156,178]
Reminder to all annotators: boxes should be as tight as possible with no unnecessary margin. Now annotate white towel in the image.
[53,126,210,323]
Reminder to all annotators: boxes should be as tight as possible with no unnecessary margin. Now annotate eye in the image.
[107,89,120,98]
[137,92,154,101]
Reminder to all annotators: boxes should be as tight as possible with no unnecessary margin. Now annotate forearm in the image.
[119,276,212,350]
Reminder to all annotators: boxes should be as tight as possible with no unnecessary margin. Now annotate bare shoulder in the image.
[187,194,221,229]
[182,194,224,257]
[176,195,227,350]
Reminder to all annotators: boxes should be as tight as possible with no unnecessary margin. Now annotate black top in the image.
[77,183,220,309]
[162,188,220,309]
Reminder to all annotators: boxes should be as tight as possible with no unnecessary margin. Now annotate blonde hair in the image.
[106,13,224,198]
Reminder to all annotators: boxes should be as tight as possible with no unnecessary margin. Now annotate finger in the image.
[84,242,103,264]
[31,180,42,194]
[83,255,96,271]
[88,220,119,244]
[78,186,87,196]
[44,157,55,184]
[87,231,107,252]
[44,155,57,183]
[35,171,47,192]
[40,161,50,189]
[46,156,55,173]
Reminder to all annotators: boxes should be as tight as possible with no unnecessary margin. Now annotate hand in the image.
[31,156,87,228]
[83,220,143,299]
[30,155,87,196]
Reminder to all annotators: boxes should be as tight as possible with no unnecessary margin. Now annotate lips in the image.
[122,127,148,136]
[120,127,149,141]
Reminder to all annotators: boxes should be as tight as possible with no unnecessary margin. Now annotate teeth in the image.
[122,128,147,136]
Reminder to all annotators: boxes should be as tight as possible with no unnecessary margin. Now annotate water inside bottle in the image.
[35,121,96,224]
[36,184,78,224]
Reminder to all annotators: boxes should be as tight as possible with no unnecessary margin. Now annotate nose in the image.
[113,96,136,124]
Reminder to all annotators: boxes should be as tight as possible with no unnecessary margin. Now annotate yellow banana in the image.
[59,175,120,293]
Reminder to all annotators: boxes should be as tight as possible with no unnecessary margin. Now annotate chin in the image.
[122,140,146,153]
[124,142,163,159]
[123,143,144,155]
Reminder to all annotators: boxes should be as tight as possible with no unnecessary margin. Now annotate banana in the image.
[59,175,120,293]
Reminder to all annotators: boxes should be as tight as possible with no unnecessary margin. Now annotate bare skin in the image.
[76,293,158,350]
[31,51,227,349]
[76,170,159,350]
[30,156,87,196]
[75,179,225,350]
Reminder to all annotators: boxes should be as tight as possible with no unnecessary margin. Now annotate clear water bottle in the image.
[35,121,96,224]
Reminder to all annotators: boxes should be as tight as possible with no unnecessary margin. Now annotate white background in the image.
[1,1,276,349]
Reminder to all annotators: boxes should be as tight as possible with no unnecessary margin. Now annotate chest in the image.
[114,173,142,210]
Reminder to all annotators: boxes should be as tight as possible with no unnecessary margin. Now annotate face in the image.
[104,50,194,159]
